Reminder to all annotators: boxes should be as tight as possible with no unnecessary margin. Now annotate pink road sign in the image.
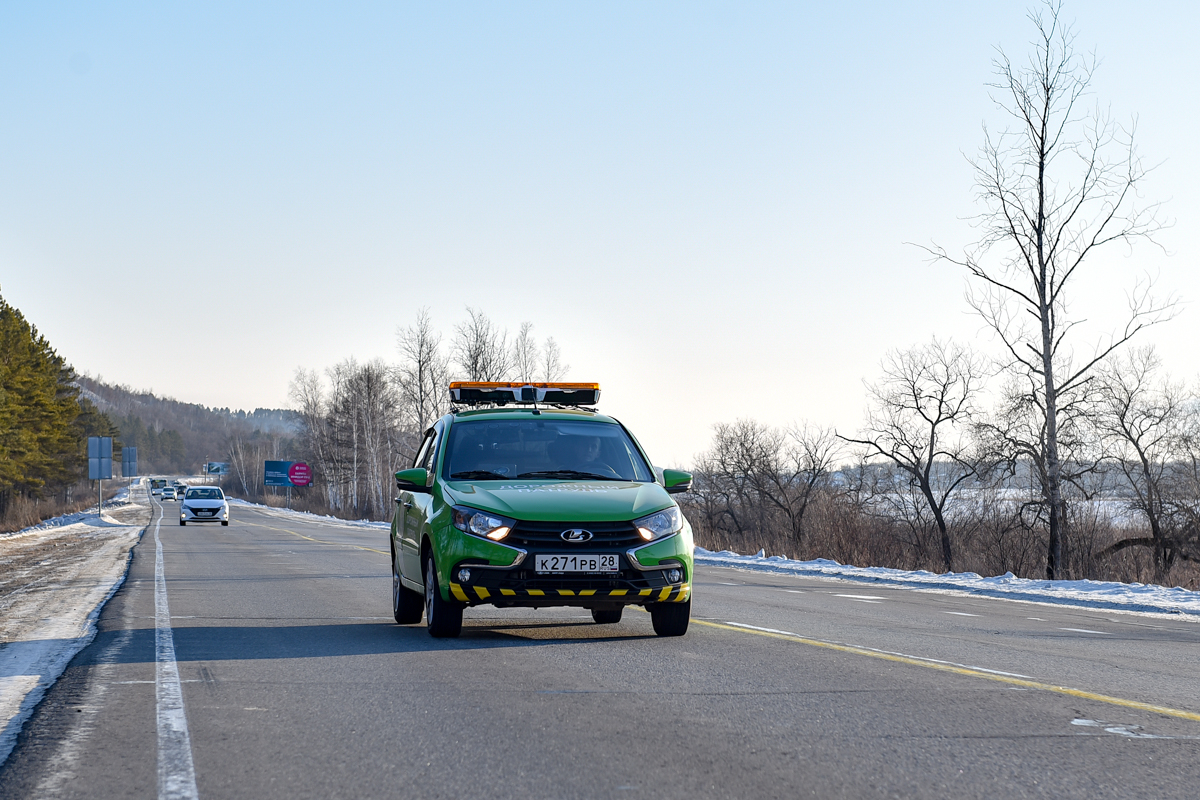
[288,461,313,487]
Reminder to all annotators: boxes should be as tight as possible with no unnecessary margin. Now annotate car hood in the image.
[443,480,673,522]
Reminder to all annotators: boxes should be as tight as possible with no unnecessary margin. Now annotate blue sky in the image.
[2,2,1197,465]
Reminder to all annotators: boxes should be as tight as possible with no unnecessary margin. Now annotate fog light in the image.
[667,568,682,583]
[456,568,472,583]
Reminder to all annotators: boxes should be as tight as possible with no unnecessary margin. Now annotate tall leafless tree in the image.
[923,1,1173,578]
[396,308,449,439]
[542,336,568,381]
[452,308,513,381]
[842,340,985,572]
[512,322,540,383]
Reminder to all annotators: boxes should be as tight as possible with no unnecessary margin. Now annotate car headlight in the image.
[181,504,191,512]
[633,506,682,541]
[452,506,514,541]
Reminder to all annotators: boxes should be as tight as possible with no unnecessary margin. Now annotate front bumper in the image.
[447,531,692,608]
[181,505,229,523]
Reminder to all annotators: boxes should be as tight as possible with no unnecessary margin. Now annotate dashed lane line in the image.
[238,519,388,555]
[694,620,1200,723]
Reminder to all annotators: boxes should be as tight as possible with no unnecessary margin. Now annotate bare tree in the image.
[923,1,1173,578]
[692,419,841,548]
[542,336,567,381]
[452,308,512,381]
[396,308,449,438]
[841,340,985,572]
[512,322,540,383]
[1093,347,1189,580]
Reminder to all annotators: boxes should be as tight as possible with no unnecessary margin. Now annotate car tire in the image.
[649,599,690,637]
[591,608,623,624]
[393,557,424,624]
[424,554,463,638]
[179,521,186,526]
[221,520,229,526]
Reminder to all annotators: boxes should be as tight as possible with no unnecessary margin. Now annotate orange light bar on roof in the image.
[448,382,601,406]
[448,382,600,391]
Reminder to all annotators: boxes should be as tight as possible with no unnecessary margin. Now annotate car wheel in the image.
[179,520,186,526]
[221,520,229,526]
[591,608,623,624]
[393,556,424,624]
[649,599,690,637]
[424,554,462,638]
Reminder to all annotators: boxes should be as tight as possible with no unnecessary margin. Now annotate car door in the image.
[399,424,441,582]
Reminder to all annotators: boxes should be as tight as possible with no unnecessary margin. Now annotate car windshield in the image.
[186,488,224,500]
[442,418,654,482]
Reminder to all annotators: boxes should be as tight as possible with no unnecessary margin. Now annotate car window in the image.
[412,428,437,469]
[443,418,654,481]
[419,426,442,473]
[186,488,223,500]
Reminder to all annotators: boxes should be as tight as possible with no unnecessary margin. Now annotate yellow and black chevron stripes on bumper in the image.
[449,583,691,604]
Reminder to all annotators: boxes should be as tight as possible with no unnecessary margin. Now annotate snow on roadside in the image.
[695,547,1200,619]
[0,484,148,768]
[226,497,390,531]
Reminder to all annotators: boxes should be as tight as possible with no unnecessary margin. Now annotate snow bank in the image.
[695,547,1200,618]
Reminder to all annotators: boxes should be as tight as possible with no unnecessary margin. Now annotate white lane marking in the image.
[154,503,200,800]
[1027,617,1046,621]
[945,612,980,617]
[783,590,805,594]
[715,582,739,586]
[834,594,885,600]
[721,621,1035,679]
[1059,627,1110,635]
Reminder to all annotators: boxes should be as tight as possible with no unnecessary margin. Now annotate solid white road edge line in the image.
[154,503,199,800]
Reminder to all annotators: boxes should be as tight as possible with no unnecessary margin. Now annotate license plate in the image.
[197,510,214,516]
[535,554,619,573]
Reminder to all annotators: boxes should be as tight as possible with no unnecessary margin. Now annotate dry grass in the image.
[0,482,125,534]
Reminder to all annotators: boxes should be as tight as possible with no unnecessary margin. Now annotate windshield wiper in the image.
[517,470,617,481]
[449,470,510,480]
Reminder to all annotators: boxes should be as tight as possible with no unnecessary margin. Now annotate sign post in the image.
[88,436,113,514]
[122,447,138,483]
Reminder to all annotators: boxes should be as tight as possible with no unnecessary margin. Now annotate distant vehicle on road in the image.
[180,487,230,526]
[150,478,167,496]
[161,486,177,501]
[390,381,694,639]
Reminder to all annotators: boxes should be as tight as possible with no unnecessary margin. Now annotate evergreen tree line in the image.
[0,291,118,521]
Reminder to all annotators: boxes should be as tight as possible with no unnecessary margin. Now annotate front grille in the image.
[506,519,642,548]
[470,567,673,593]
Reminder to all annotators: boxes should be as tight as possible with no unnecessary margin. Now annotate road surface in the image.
[2,499,1198,799]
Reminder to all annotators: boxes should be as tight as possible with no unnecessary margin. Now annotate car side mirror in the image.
[661,469,692,494]
[395,467,432,493]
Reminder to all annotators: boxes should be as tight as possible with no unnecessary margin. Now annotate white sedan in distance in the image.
[180,487,230,526]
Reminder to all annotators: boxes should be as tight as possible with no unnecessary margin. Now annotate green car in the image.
[390,382,694,638]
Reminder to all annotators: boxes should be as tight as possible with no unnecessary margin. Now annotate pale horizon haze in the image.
[3,2,1198,467]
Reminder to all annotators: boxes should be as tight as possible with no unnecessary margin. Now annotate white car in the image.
[180,487,230,526]
[161,486,177,501]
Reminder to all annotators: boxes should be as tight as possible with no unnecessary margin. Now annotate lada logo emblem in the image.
[560,529,593,542]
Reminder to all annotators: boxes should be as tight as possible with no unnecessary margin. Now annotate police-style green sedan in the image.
[390,382,694,638]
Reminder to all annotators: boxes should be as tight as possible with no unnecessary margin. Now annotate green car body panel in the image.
[390,407,694,609]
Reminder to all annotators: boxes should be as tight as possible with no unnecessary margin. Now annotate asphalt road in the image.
[2,499,1199,799]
